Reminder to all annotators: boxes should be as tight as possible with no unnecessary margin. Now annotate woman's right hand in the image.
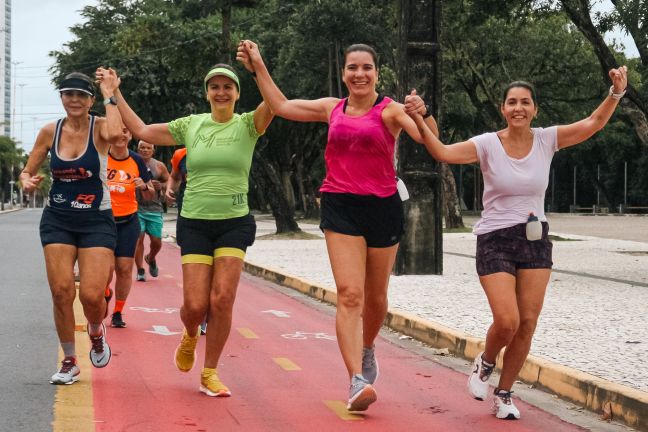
[21,174,44,193]
[95,67,121,95]
[165,187,176,204]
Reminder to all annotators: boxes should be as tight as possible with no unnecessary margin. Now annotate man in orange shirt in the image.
[106,126,154,327]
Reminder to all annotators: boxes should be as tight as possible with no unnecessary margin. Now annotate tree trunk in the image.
[220,0,232,63]
[441,163,464,229]
[395,0,443,275]
[252,154,300,234]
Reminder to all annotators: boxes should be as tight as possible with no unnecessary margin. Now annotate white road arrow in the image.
[145,325,181,336]
[262,310,291,318]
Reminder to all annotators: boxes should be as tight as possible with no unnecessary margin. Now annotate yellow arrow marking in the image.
[273,357,301,371]
[323,400,364,421]
[237,328,258,339]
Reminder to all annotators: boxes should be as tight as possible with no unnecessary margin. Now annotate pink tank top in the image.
[320,97,397,197]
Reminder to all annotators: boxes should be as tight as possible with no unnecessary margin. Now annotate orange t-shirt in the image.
[107,150,151,217]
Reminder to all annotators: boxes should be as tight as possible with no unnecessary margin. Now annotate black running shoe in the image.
[111,312,126,328]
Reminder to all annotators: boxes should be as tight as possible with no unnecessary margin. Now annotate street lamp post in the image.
[11,61,23,139]
[19,83,26,144]
[8,180,15,209]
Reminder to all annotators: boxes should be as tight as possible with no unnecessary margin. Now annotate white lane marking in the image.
[262,309,291,318]
[145,325,181,336]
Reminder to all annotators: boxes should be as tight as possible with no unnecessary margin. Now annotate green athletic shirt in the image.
[167,112,262,220]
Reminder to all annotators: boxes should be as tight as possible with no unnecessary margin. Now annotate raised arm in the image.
[408,112,478,164]
[96,67,177,146]
[237,40,337,123]
[94,73,124,152]
[19,124,55,193]
[556,66,628,149]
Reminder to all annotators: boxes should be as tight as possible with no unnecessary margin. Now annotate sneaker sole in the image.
[50,375,80,385]
[497,414,520,420]
[199,385,231,397]
[90,350,111,368]
[347,385,377,412]
[111,323,127,328]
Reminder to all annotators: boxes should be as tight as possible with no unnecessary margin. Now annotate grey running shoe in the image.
[136,268,146,282]
[145,254,159,277]
[492,388,521,420]
[111,312,126,328]
[50,357,80,385]
[88,323,111,368]
[347,374,377,412]
[468,351,494,400]
[362,346,379,384]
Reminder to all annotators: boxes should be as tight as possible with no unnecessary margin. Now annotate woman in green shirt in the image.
[96,64,273,397]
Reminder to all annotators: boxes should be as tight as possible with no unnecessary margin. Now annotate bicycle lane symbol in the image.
[281,331,336,341]
[129,307,179,314]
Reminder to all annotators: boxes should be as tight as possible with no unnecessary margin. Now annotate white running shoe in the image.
[347,374,377,411]
[492,389,521,420]
[50,357,80,385]
[467,351,494,400]
[88,323,111,368]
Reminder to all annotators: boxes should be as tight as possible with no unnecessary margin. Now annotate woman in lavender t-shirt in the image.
[406,66,628,420]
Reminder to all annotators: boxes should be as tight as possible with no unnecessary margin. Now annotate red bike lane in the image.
[89,243,586,432]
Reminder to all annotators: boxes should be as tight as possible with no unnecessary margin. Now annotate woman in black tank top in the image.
[19,71,124,384]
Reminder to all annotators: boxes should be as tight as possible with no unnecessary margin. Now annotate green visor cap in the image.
[204,67,240,92]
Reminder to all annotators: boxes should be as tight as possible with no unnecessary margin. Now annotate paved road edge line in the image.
[52,285,95,432]
[244,260,648,431]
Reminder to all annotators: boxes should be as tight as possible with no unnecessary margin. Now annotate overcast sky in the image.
[10,0,639,153]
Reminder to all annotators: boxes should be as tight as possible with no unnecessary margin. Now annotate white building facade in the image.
[1,0,11,137]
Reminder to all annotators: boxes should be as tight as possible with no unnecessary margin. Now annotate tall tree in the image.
[0,136,23,210]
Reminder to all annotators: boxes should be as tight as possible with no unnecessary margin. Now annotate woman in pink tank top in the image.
[238,40,439,412]
[405,66,628,420]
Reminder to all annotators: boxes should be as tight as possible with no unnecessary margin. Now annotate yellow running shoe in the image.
[200,368,231,397]
[174,327,200,372]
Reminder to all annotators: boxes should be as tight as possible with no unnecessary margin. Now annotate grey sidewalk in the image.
[163,210,648,396]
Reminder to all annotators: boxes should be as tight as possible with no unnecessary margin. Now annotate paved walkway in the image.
[164,211,648,395]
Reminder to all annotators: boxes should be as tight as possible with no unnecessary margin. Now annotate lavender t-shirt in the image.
[471,126,558,236]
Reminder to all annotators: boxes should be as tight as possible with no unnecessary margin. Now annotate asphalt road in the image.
[0,209,58,431]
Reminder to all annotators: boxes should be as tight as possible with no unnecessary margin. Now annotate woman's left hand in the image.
[609,65,628,94]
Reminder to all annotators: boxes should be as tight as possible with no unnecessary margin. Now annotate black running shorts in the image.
[40,207,117,250]
[177,213,256,265]
[476,222,553,276]
[319,192,404,248]
[114,213,141,258]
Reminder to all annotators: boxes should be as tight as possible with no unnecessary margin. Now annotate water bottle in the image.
[526,213,542,241]
[396,177,410,201]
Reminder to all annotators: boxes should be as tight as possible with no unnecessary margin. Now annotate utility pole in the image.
[395,0,442,275]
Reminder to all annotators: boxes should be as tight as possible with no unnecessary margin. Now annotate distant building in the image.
[0,0,11,137]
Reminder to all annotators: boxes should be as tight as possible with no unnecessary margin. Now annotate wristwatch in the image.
[422,104,432,119]
[103,96,117,106]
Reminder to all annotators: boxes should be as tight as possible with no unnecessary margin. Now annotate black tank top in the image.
[48,115,111,211]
